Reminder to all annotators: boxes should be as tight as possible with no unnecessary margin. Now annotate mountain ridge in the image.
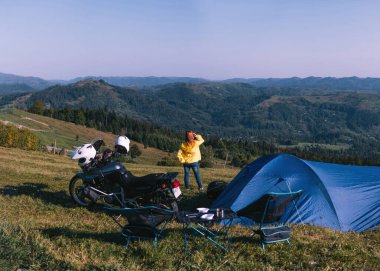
[5,80,379,152]
[0,72,53,91]
[2,72,380,93]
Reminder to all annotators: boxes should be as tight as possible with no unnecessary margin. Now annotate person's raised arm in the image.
[194,134,204,145]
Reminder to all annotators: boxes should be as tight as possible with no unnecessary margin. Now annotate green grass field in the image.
[0,108,178,165]
[0,146,379,270]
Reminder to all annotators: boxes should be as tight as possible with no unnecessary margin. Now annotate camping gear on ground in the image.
[176,208,238,254]
[237,190,302,248]
[212,154,380,232]
[70,138,181,211]
[105,206,176,248]
[207,180,228,199]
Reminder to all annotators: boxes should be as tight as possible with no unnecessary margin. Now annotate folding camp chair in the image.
[105,206,176,248]
[237,190,302,248]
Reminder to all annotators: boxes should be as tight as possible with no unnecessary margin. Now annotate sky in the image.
[0,0,380,80]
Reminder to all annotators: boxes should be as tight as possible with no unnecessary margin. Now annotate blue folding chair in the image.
[105,206,175,248]
[237,190,302,248]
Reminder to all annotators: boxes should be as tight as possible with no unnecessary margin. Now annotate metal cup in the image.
[216,208,221,218]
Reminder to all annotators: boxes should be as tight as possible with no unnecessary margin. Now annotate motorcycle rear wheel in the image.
[168,200,179,212]
[149,200,178,212]
[153,191,179,212]
[69,176,94,207]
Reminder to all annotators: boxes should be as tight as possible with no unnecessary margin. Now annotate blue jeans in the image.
[183,162,203,189]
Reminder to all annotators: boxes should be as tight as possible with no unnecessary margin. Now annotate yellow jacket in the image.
[177,134,204,164]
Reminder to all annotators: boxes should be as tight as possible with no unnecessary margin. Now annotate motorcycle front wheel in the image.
[69,176,94,207]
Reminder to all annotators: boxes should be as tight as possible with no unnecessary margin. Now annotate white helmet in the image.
[71,143,96,168]
[115,136,130,154]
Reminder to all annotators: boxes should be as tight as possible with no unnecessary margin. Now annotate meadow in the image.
[0,108,173,164]
[0,147,379,270]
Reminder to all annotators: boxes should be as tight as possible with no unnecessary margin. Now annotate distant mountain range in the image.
[225,76,380,92]
[0,73,54,92]
[0,83,35,93]
[0,72,208,94]
[65,76,209,87]
[2,72,380,94]
[3,79,378,152]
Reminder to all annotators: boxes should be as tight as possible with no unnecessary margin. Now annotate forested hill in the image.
[3,71,380,92]
[224,76,380,92]
[15,79,191,123]
[6,79,380,155]
[0,83,36,94]
[0,72,53,91]
[68,76,208,87]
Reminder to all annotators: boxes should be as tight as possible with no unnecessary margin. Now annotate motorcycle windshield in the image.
[91,138,105,151]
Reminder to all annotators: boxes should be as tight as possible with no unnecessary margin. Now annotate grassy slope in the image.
[0,147,378,270]
[0,108,171,165]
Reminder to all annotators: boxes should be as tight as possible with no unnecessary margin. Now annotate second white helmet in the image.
[115,136,130,154]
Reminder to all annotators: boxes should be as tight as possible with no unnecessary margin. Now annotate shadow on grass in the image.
[41,227,125,245]
[0,182,124,214]
[178,192,214,211]
[229,235,261,245]
[41,226,182,256]
[0,181,215,214]
[0,182,76,208]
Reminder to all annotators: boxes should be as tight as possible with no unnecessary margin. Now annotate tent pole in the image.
[285,179,304,225]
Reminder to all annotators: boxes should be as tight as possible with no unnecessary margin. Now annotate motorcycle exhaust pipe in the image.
[83,186,100,202]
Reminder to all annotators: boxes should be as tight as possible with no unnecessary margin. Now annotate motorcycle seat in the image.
[124,172,167,188]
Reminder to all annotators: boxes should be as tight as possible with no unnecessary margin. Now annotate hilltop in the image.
[0,72,53,92]
[224,76,380,92]
[3,71,380,93]
[5,79,380,154]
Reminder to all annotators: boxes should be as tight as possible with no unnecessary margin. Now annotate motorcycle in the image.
[69,139,182,211]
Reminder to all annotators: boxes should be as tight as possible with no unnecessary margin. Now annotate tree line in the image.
[28,101,380,167]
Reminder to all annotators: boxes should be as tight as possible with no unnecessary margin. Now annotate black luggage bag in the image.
[207,180,228,199]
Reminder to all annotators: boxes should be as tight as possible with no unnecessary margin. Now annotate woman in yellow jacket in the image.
[177,130,204,191]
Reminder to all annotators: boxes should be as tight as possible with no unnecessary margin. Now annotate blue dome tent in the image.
[212,154,380,232]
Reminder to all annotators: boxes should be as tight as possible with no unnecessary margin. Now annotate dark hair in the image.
[185,130,195,143]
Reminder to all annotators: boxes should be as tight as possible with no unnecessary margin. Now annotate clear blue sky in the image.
[0,0,379,80]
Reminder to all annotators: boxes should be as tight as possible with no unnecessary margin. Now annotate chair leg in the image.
[125,237,130,248]
[183,224,189,255]
[226,232,231,251]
